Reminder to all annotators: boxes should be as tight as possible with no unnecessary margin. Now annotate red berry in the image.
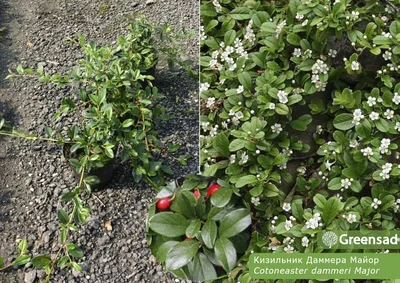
[156,197,171,210]
[207,184,221,197]
[193,189,201,199]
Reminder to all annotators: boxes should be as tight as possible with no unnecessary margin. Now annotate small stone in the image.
[24,270,36,283]
[146,0,156,4]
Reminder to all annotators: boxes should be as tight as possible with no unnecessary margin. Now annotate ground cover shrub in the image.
[0,16,195,281]
[196,0,400,282]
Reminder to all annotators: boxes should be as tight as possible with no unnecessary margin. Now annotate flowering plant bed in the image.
[197,0,400,282]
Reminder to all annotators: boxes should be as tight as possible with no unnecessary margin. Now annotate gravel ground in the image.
[0,0,199,282]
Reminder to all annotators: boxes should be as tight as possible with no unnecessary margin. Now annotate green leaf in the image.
[57,256,69,268]
[168,144,180,153]
[313,194,326,209]
[230,7,251,20]
[211,188,233,207]
[235,175,258,188]
[299,59,315,71]
[201,220,218,249]
[275,104,289,115]
[0,256,3,268]
[355,119,371,138]
[122,119,135,128]
[31,255,51,268]
[67,244,84,258]
[264,183,280,197]
[322,197,341,225]
[290,114,312,131]
[71,262,82,272]
[214,238,237,272]
[327,178,342,190]
[61,191,77,202]
[292,199,304,220]
[381,195,395,210]
[149,212,189,237]
[213,133,230,157]
[186,219,201,238]
[219,208,251,238]
[172,191,197,219]
[166,240,199,270]
[13,255,30,266]
[202,164,219,177]
[375,118,389,132]
[224,30,236,46]
[287,33,301,45]
[389,20,400,36]
[58,209,69,225]
[155,241,179,263]
[188,253,218,281]
[238,72,252,90]
[333,113,354,130]
[229,139,245,151]
[18,239,28,254]
[84,175,100,185]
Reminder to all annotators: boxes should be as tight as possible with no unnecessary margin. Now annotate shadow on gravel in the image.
[0,189,14,222]
[0,0,20,85]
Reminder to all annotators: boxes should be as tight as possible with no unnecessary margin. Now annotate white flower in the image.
[351,61,360,71]
[380,162,393,179]
[393,92,400,105]
[212,0,222,12]
[301,236,309,247]
[235,111,244,119]
[384,109,394,119]
[251,197,260,206]
[278,163,287,170]
[295,13,304,20]
[312,59,329,74]
[231,116,239,125]
[239,152,248,164]
[200,82,210,93]
[269,103,276,110]
[350,11,360,21]
[305,213,321,229]
[277,90,289,104]
[244,20,256,45]
[271,123,283,134]
[367,96,377,107]
[293,48,302,57]
[341,178,352,189]
[282,202,291,212]
[361,147,373,157]
[352,109,364,125]
[380,138,391,154]
[206,97,216,109]
[276,20,287,38]
[395,122,400,131]
[200,26,207,41]
[282,148,293,156]
[372,198,382,209]
[229,154,236,164]
[236,85,244,94]
[328,49,337,58]
[369,111,379,121]
[285,220,293,231]
[284,245,295,253]
[302,19,309,26]
[383,51,392,61]
[349,140,359,148]
[347,214,357,224]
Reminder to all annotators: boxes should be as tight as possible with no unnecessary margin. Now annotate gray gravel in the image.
[0,0,198,282]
